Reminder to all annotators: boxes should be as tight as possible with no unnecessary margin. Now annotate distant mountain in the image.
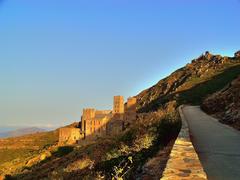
[0,127,46,138]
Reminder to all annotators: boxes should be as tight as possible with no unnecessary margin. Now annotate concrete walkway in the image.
[182,106,240,180]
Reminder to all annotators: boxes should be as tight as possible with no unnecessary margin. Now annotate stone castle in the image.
[59,96,137,145]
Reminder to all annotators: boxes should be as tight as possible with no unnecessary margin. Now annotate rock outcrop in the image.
[202,76,240,130]
[235,51,240,58]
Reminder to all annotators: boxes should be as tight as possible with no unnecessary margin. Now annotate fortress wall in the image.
[161,106,207,180]
[59,128,83,145]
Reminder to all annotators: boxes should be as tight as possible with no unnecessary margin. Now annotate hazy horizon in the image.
[1,0,240,127]
[0,125,60,133]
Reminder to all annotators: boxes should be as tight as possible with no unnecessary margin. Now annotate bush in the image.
[132,134,155,152]
[117,129,137,145]
[4,174,16,180]
[52,146,74,157]
[65,158,94,172]
[100,111,181,179]
[105,149,121,161]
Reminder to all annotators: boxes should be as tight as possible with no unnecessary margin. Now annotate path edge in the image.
[160,105,207,179]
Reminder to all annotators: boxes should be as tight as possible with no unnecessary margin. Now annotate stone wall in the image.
[59,128,83,145]
[161,106,207,180]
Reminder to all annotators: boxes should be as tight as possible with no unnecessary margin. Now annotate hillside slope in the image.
[137,51,240,112]
[1,50,240,179]
[202,75,240,130]
[0,130,58,176]
[0,123,81,176]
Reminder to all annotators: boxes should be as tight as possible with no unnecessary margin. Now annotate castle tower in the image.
[124,97,137,122]
[126,97,137,111]
[81,108,96,137]
[82,108,95,120]
[113,96,124,114]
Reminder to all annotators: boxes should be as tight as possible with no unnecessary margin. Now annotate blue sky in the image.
[0,0,240,128]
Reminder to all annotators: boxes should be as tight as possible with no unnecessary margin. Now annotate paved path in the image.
[182,106,240,180]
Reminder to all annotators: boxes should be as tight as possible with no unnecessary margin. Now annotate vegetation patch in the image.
[94,110,181,179]
[52,146,74,157]
[177,65,240,105]
[0,130,58,176]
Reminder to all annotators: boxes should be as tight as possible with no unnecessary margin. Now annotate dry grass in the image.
[0,130,58,176]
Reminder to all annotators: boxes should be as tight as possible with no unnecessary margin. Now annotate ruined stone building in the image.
[59,96,137,145]
[59,128,84,145]
[81,109,112,138]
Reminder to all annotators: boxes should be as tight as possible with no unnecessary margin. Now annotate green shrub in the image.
[178,65,240,105]
[111,156,133,180]
[117,129,137,145]
[4,174,16,180]
[105,149,122,161]
[99,111,181,179]
[52,146,74,157]
[132,134,155,152]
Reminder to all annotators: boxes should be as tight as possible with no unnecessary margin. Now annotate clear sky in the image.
[0,0,240,128]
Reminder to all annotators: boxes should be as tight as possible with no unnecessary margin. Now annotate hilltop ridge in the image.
[137,51,240,112]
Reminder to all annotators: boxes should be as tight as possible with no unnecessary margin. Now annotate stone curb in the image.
[160,105,207,180]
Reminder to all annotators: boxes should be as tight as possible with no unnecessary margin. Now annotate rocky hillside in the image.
[202,75,240,130]
[137,51,240,112]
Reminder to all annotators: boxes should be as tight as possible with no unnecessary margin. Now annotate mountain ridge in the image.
[0,127,47,138]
